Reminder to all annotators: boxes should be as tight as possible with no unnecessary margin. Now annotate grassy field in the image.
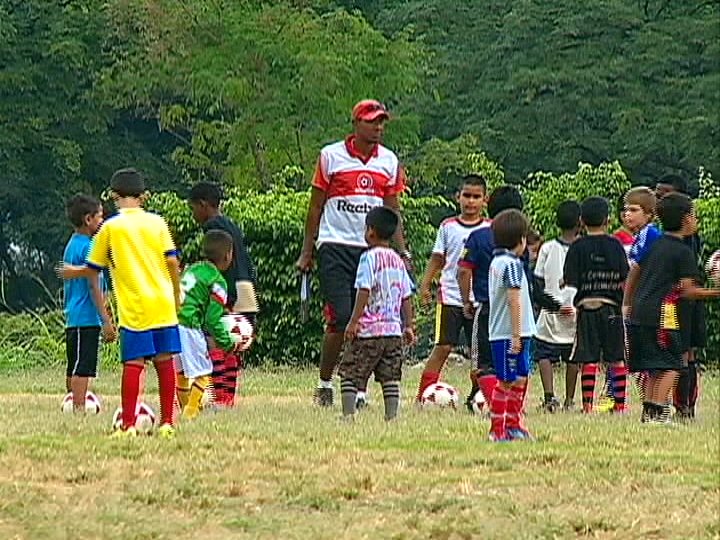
[0,363,717,540]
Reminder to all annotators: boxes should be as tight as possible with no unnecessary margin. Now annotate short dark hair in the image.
[460,174,487,191]
[202,230,233,264]
[66,194,101,228]
[580,196,609,227]
[189,181,223,207]
[487,185,523,219]
[658,192,693,232]
[492,209,529,249]
[556,200,581,231]
[110,168,146,198]
[366,206,399,241]
[657,174,688,195]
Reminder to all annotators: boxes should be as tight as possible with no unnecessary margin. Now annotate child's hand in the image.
[509,336,522,354]
[101,322,117,343]
[462,301,475,320]
[403,327,416,345]
[344,322,359,342]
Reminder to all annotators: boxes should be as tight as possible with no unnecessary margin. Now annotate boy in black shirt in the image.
[189,181,258,407]
[625,193,719,424]
[563,197,629,414]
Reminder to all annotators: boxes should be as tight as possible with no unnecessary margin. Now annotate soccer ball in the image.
[221,314,254,351]
[705,250,720,284]
[61,392,101,414]
[470,390,487,416]
[421,382,459,409]
[112,402,157,435]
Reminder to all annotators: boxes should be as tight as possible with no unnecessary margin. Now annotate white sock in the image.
[356,391,367,401]
[319,379,333,389]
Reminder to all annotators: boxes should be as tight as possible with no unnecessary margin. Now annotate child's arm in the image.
[57,264,98,279]
[622,264,641,317]
[678,278,720,300]
[401,296,416,344]
[508,288,522,354]
[419,254,444,306]
[166,255,182,313]
[344,289,370,342]
[205,287,237,353]
[87,277,116,342]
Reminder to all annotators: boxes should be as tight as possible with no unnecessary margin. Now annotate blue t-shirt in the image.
[488,249,536,340]
[63,233,103,327]
[460,226,531,303]
[629,223,661,266]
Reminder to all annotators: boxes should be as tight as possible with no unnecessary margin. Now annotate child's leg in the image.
[538,359,554,401]
[580,363,598,413]
[183,375,210,419]
[223,352,239,406]
[564,362,579,406]
[609,361,628,412]
[473,305,496,403]
[687,354,699,415]
[417,345,450,400]
[338,339,374,418]
[488,340,513,439]
[176,371,191,410]
[153,353,177,427]
[506,339,532,436]
[71,376,91,411]
[121,361,145,429]
[209,348,227,405]
[377,337,403,421]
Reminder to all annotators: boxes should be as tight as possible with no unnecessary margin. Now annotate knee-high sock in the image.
[416,371,440,401]
[382,381,401,420]
[688,362,699,410]
[176,372,191,409]
[121,363,144,430]
[478,374,498,405]
[155,358,177,426]
[340,378,358,416]
[610,365,628,411]
[184,375,210,418]
[506,380,528,430]
[223,353,239,406]
[209,348,226,404]
[581,364,598,412]
[489,384,508,437]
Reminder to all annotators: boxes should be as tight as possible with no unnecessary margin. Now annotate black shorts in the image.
[470,303,493,375]
[65,327,101,378]
[434,305,473,346]
[317,243,365,332]
[678,300,707,351]
[627,325,684,372]
[533,338,573,364]
[570,304,625,364]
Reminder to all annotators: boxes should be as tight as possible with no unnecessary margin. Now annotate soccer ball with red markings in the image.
[706,250,720,284]
[112,402,156,434]
[421,382,459,409]
[61,391,101,414]
[221,314,254,351]
[470,390,487,415]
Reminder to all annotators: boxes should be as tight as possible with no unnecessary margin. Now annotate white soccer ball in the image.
[221,313,254,351]
[61,392,101,414]
[470,389,487,416]
[705,250,720,284]
[112,402,157,435]
[421,382,459,409]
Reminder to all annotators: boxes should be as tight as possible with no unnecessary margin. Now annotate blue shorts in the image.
[490,338,532,382]
[120,326,182,362]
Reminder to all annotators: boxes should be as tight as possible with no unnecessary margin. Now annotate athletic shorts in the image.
[470,303,493,375]
[678,299,707,351]
[571,304,625,364]
[627,325,684,372]
[317,243,365,332]
[490,338,532,383]
[174,326,212,378]
[338,336,403,386]
[434,304,473,346]
[120,326,182,362]
[533,338,573,364]
[65,326,100,378]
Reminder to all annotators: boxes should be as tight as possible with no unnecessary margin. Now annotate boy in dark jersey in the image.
[189,182,257,407]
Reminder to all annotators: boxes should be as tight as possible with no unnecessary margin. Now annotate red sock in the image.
[478,374,498,404]
[209,348,226,404]
[417,371,440,401]
[506,381,528,430]
[121,363,144,429]
[154,358,177,426]
[223,353,239,407]
[489,383,508,437]
[610,365,628,412]
[581,364,598,413]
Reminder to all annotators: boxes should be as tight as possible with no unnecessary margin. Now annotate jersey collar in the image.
[345,135,379,163]
[492,248,519,258]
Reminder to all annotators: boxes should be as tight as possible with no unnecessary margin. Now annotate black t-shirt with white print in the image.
[630,234,700,328]
[563,234,629,307]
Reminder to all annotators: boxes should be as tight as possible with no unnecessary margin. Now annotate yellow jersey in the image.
[87,208,178,331]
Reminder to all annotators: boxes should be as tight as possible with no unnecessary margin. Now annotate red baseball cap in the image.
[352,99,390,122]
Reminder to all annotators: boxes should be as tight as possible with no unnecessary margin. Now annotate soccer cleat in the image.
[674,407,694,423]
[111,426,137,439]
[313,387,334,407]
[355,394,368,410]
[182,406,200,420]
[157,423,176,439]
[563,400,576,412]
[596,395,615,413]
[507,427,535,441]
[541,397,561,413]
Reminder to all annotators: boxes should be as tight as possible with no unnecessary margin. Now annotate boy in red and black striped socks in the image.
[563,197,629,414]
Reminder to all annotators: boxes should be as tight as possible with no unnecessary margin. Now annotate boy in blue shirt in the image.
[63,195,116,412]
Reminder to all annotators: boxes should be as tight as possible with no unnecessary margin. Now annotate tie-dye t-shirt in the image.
[354,247,413,338]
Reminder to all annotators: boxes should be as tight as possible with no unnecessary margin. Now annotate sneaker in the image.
[465,388,479,413]
[596,395,615,413]
[563,400,576,412]
[488,432,511,443]
[110,426,137,439]
[674,408,694,423]
[506,427,535,441]
[355,393,368,410]
[157,423,176,439]
[542,397,561,413]
[313,387,334,407]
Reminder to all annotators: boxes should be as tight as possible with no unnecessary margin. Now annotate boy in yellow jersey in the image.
[59,168,182,438]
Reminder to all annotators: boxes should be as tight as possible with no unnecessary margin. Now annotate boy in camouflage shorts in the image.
[340,207,415,421]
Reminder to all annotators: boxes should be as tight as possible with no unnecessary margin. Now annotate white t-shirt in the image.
[534,239,577,344]
[432,217,490,306]
[355,247,413,338]
[488,250,536,341]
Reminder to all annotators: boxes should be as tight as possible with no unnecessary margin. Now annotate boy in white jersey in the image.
[533,201,580,412]
[417,175,489,400]
[340,207,415,421]
[487,209,536,441]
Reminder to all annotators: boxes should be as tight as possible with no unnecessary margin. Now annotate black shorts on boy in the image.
[66,326,101,378]
[570,304,625,364]
[435,305,473,346]
[533,338,573,364]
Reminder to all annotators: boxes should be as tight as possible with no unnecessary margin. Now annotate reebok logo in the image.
[336,200,379,214]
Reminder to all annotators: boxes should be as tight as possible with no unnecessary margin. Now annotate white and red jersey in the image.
[313,136,405,248]
[432,217,491,306]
